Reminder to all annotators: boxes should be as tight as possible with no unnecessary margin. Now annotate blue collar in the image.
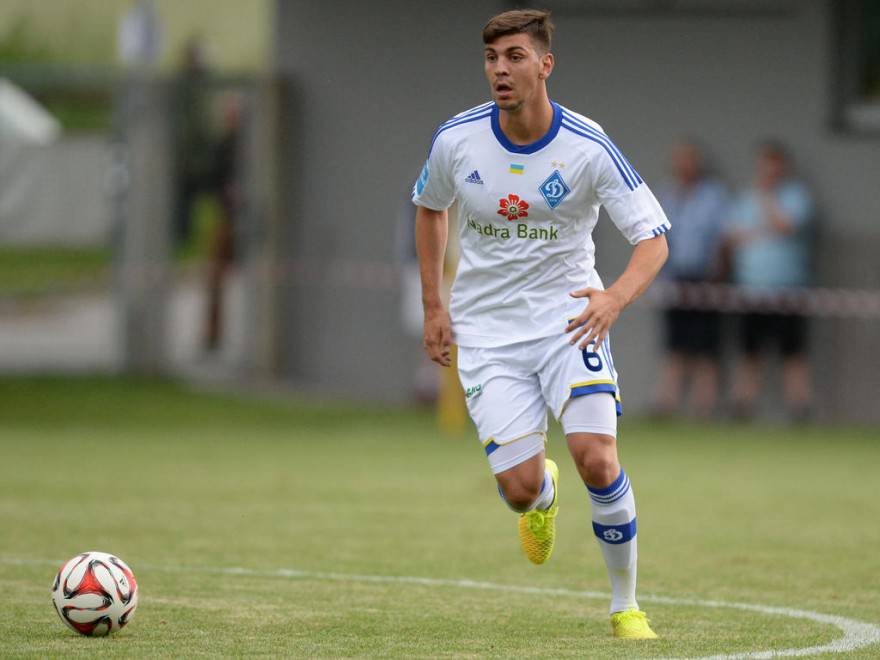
[490,101,562,155]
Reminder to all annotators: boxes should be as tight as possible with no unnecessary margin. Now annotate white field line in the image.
[6,557,879,660]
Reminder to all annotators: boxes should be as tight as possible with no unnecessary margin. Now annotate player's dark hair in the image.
[482,9,554,53]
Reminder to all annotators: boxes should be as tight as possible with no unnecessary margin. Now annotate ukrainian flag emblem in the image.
[509,163,525,174]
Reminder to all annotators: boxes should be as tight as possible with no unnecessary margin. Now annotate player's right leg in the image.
[457,343,559,564]
[494,450,546,511]
[495,451,560,564]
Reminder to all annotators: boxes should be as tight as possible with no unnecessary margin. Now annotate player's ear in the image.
[540,52,554,80]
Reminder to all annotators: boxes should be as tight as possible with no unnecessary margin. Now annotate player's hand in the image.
[565,288,625,351]
[423,306,453,367]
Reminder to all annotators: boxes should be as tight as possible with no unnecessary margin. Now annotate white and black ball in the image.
[51,551,138,636]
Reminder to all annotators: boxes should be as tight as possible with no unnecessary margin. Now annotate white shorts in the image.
[457,332,622,474]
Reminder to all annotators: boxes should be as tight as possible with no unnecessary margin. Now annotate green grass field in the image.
[1,377,879,658]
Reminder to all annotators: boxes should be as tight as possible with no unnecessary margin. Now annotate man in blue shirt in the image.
[724,141,813,419]
[654,141,728,417]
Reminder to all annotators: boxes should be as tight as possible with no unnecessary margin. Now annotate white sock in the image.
[532,470,555,511]
[497,469,555,512]
[587,468,639,614]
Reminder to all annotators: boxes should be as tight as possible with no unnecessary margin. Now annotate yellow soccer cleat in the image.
[610,609,658,639]
[518,459,559,565]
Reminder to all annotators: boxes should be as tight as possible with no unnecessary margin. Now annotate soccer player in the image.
[412,10,669,640]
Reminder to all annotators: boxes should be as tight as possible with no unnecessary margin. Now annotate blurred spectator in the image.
[172,38,215,247]
[653,140,728,418]
[203,94,243,352]
[724,141,814,420]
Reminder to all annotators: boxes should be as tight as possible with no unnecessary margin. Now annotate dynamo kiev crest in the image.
[539,170,570,209]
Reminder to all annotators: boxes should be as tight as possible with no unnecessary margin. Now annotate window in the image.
[834,0,880,133]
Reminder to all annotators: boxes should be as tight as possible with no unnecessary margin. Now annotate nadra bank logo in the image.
[497,194,529,221]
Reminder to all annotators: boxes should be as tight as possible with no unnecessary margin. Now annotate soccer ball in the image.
[51,551,138,636]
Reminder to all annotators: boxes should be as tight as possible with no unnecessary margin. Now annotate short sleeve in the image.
[592,147,671,245]
[411,132,456,211]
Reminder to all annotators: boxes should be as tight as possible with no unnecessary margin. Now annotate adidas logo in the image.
[465,170,484,185]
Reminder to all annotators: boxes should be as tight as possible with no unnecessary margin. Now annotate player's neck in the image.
[498,92,554,146]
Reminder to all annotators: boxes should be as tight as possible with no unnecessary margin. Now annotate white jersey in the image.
[412,100,670,348]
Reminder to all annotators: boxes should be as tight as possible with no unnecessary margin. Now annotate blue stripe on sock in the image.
[587,469,626,497]
[592,518,637,544]
[589,477,630,505]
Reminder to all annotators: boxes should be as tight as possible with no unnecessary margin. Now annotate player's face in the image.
[484,33,553,112]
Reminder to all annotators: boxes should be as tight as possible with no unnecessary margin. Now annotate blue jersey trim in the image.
[484,440,501,456]
[562,110,644,190]
[561,121,637,191]
[602,339,619,381]
[560,110,643,185]
[571,382,616,399]
[441,101,494,126]
[570,383,623,417]
[651,223,671,237]
[428,110,493,155]
[490,101,563,155]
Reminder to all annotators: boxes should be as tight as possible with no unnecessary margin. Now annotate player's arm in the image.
[566,235,668,350]
[566,135,672,350]
[415,205,453,367]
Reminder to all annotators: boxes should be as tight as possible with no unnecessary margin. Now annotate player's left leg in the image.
[539,332,656,637]
[562,395,657,640]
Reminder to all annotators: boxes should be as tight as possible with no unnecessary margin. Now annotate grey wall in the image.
[275,0,505,402]
[275,1,880,419]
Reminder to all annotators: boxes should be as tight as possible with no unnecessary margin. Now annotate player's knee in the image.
[577,453,619,489]
[500,479,543,512]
